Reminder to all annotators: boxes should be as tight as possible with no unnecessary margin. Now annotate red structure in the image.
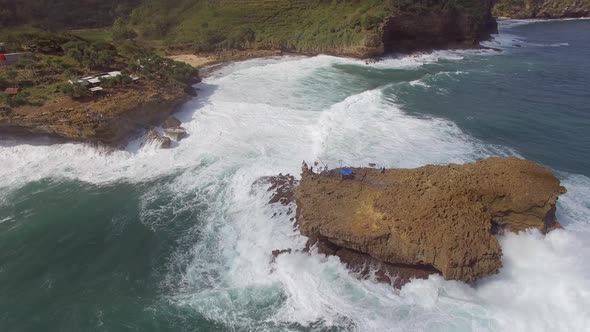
[5,88,18,95]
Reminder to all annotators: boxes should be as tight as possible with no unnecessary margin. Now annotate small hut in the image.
[5,87,19,95]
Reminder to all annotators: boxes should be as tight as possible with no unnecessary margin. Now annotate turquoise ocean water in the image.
[1,20,589,331]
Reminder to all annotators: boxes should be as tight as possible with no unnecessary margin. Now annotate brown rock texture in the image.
[145,127,172,149]
[0,81,189,147]
[306,237,438,288]
[162,116,182,129]
[254,174,299,206]
[294,157,566,282]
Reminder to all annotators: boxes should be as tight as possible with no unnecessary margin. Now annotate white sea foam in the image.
[371,51,466,69]
[1,54,589,331]
[409,79,431,88]
[483,18,585,50]
[498,17,590,29]
[483,33,572,49]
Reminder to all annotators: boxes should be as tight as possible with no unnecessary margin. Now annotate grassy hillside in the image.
[0,0,139,29]
[494,0,590,18]
[128,0,391,55]
[0,1,495,57]
[126,0,492,56]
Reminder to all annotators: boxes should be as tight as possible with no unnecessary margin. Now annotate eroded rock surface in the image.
[0,81,189,147]
[145,127,171,149]
[163,127,188,141]
[255,174,299,206]
[494,0,590,19]
[162,116,182,129]
[294,157,566,282]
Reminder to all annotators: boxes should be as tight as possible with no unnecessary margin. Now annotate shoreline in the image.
[6,16,588,149]
[497,16,590,22]
[170,43,504,78]
[0,44,505,149]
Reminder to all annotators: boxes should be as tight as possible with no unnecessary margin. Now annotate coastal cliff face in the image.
[494,0,590,18]
[293,157,566,283]
[129,0,498,58]
[382,0,498,53]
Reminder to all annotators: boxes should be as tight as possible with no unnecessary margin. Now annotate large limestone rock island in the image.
[291,157,566,285]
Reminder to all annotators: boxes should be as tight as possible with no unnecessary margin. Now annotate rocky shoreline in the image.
[0,1,501,147]
[0,81,191,148]
[4,1,585,148]
[266,157,567,287]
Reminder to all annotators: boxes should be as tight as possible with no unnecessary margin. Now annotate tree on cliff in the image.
[62,41,117,70]
[0,0,140,29]
[112,18,138,41]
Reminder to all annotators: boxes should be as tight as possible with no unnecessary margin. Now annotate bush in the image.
[62,40,117,69]
[112,18,138,41]
[0,91,30,107]
[60,82,89,99]
[222,27,256,49]
[167,61,198,84]
[361,15,382,30]
[15,56,35,70]
[100,74,133,87]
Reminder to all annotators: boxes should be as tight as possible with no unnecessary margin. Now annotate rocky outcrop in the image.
[382,1,498,53]
[162,115,182,129]
[261,174,299,205]
[160,115,189,142]
[305,237,439,288]
[0,81,189,147]
[163,127,188,141]
[494,0,590,19]
[145,127,172,149]
[253,174,299,219]
[292,157,566,283]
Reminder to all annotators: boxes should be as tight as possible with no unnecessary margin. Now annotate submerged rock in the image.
[162,116,182,129]
[145,127,171,149]
[163,127,188,141]
[291,157,566,283]
[305,237,437,288]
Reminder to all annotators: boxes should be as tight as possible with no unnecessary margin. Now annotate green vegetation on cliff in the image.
[1,1,496,57]
[0,30,197,109]
[125,0,493,56]
[0,0,139,29]
[494,0,590,18]
[128,0,391,55]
